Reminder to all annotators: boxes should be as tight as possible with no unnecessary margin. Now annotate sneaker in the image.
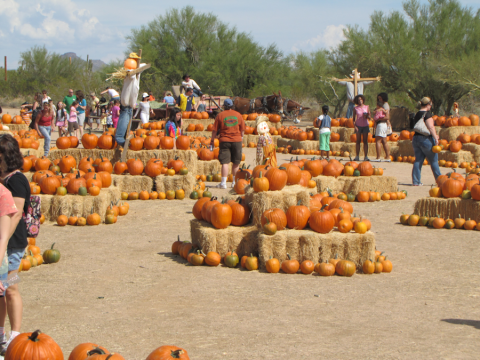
[372,159,381,162]
[1,336,13,356]
[412,183,424,186]
[383,159,391,162]
[231,182,235,188]
[215,183,227,189]
[353,156,360,161]
[364,157,370,161]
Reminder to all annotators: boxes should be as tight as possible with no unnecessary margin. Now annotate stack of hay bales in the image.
[20,148,43,158]
[413,197,480,222]
[398,140,474,163]
[155,173,196,197]
[312,175,398,195]
[39,186,121,222]
[181,118,214,132]
[191,184,376,270]
[111,175,154,193]
[48,149,115,164]
[4,124,29,131]
[196,160,245,176]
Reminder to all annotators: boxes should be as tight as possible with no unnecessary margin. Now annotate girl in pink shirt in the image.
[353,95,371,161]
[111,100,120,128]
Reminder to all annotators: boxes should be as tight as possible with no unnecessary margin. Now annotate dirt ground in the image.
[3,112,480,359]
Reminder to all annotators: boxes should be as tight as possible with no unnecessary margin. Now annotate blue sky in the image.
[0,0,479,68]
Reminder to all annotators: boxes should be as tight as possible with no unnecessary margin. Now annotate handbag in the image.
[413,112,430,136]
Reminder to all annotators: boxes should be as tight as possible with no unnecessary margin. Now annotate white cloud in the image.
[292,24,347,52]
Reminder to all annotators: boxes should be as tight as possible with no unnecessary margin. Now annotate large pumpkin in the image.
[261,208,287,230]
[265,167,288,191]
[160,136,175,149]
[309,206,335,234]
[357,161,373,176]
[192,197,211,220]
[210,201,232,229]
[285,201,310,230]
[229,198,251,226]
[5,330,63,360]
[81,130,98,149]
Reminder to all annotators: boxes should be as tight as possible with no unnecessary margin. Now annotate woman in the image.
[22,93,41,130]
[56,102,68,138]
[0,134,30,355]
[163,91,175,104]
[134,93,155,125]
[374,92,391,162]
[75,90,87,137]
[165,108,182,148]
[412,97,441,186]
[40,90,51,105]
[34,102,54,156]
[196,95,207,113]
[353,95,371,161]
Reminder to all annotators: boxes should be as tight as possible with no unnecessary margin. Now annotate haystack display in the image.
[111,174,154,193]
[413,198,480,223]
[155,173,196,197]
[312,175,398,195]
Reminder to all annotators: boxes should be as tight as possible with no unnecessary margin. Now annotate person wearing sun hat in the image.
[134,92,155,124]
[210,98,245,189]
[88,92,101,130]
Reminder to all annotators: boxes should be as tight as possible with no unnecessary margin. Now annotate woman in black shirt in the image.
[0,134,30,354]
[411,97,441,185]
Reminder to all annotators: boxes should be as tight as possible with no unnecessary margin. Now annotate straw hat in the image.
[255,115,269,128]
[128,52,141,59]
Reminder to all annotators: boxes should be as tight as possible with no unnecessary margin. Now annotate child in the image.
[68,100,79,137]
[315,105,331,159]
[56,102,68,137]
[166,108,182,142]
[111,100,120,129]
[106,104,113,129]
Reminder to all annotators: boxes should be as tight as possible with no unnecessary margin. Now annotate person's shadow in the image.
[441,319,480,330]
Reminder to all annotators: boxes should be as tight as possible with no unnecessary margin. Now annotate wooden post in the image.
[69,57,71,65]
[353,68,358,97]
[86,55,89,70]
[4,56,6,81]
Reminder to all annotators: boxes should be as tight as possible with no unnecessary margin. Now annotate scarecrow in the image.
[255,115,277,167]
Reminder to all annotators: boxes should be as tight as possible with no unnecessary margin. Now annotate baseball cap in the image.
[142,93,149,98]
[223,98,233,107]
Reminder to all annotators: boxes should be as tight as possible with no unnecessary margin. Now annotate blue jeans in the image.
[38,125,51,156]
[193,89,203,97]
[412,135,441,185]
[115,106,132,146]
[346,102,355,118]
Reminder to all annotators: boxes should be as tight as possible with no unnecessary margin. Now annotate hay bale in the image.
[398,140,415,157]
[183,131,212,138]
[439,150,473,163]
[246,185,316,226]
[155,173,196,197]
[245,120,282,129]
[190,219,259,258]
[0,130,12,135]
[196,160,245,176]
[438,126,480,142]
[462,143,480,163]
[20,148,43,158]
[40,186,121,222]
[48,149,115,164]
[181,118,214,132]
[313,175,398,195]
[258,230,375,270]
[5,124,29,131]
[111,174,153,193]
[413,197,480,222]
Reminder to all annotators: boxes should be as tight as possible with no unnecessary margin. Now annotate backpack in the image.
[4,172,41,238]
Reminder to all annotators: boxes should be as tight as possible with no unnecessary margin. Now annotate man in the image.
[182,74,202,97]
[332,70,380,118]
[62,89,76,112]
[177,87,196,112]
[210,98,245,189]
[89,92,100,130]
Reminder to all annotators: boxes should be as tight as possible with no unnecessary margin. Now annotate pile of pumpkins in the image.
[4,330,189,360]
[233,158,384,196]
[122,189,186,200]
[312,117,375,129]
[434,114,479,127]
[19,239,60,272]
[400,213,479,230]
[172,237,391,276]
[190,138,246,161]
[56,202,129,226]
[429,169,480,200]
[114,156,189,177]
[4,129,42,149]
[260,199,371,235]
[27,156,112,196]
[349,132,400,143]
[1,113,27,126]
[192,196,250,229]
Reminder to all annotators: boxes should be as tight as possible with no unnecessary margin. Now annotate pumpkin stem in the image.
[286,253,291,260]
[28,329,42,342]
[87,348,108,356]
[51,243,55,249]
[170,350,185,358]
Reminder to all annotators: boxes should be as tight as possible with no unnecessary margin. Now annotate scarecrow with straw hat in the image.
[255,115,277,167]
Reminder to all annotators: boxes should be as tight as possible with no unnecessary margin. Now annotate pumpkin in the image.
[286,201,310,230]
[265,167,288,191]
[56,215,68,226]
[263,220,277,235]
[146,346,190,360]
[252,172,269,192]
[464,219,477,230]
[210,200,232,229]
[261,208,287,230]
[127,158,144,176]
[234,179,250,194]
[176,135,190,150]
[201,197,219,223]
[224,250,239,268]
[43,243,61,263]
[309,205,335,234]
[230,198,250,226]
[40,175,60,195]
[160,136,175,149]
[85,348,125,360]
[245,254,259,271]
[193,197,210,220]
[441,175,464,198]
[5,330,63,360]
[281,253,299,274]
[59,155,77,173]
[432,217,446,229]
[354,219,368,234]
[362,259,375,274]
[300,260,315,274]
[265,257,280,273]
[357,161,373,176]
[335,259,356,277]
[204,251,221,266]
[81,130,98,149]
[69,343,109,360]
[380,256,393,273]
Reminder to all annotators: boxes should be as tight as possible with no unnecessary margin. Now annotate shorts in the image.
[68,121,79,132]
[375,122,388,138]
[56,121,65,128]
[8,248,25,272]
[77,113,86,126]
[356,126,370,135]
[218,141,243,165]
[319,132,330,151]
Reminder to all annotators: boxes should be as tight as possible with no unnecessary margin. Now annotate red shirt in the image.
[212,110,245,143]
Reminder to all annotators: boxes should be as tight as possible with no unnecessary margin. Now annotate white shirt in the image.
[41,96,51,104]
[182,79,200,90]
[134,102,150,117]
[108,89,120,98]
